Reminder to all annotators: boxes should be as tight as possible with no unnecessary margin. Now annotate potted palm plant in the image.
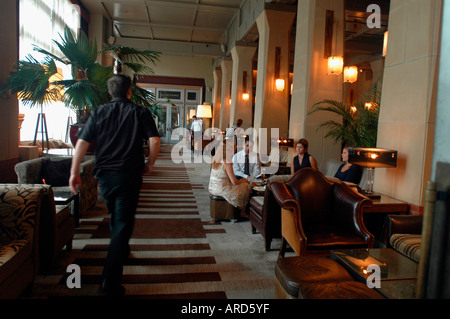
[308,86,381,148]
[1,26,161,149]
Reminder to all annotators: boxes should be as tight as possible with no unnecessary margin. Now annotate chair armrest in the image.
[384,215,423,236]
[271,181,298,210]
[14,158,42,183]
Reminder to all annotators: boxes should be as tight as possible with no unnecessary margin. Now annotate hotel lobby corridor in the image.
[26,144,282,299]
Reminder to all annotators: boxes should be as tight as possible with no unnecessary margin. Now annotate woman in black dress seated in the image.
[291,138,318,174]
[334,145,362,184]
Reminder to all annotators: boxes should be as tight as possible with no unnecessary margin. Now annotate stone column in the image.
[289,0,344,164]
[254,8,296,150]
[230,43,257,130]
[0,0,19,182]
[376,0,442,210]
[219,59,233,130]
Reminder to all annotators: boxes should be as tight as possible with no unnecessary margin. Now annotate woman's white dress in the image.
[208,164,252,209]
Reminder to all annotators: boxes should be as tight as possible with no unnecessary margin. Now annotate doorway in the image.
[137,84,203,144]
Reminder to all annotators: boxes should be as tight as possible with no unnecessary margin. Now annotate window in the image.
[19,0,81,142]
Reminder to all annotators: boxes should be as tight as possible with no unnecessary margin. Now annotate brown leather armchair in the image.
[249,175,290,251]
[271,168,374,257]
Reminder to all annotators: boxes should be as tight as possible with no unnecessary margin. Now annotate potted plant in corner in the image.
[308,85,381,148]
[1,26,161,151]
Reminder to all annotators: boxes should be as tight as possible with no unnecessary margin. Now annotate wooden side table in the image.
[363,194,410,247]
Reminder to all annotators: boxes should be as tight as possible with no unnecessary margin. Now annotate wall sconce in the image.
[275,79,285,92]
[274,47,285,91]
[365,102,374,110]
[383,31,389,57]
[328,56,344,75]
[242,71,250,101]
[343,66,358,83]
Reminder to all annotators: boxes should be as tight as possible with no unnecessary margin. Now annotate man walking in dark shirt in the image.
[69,74,160,296]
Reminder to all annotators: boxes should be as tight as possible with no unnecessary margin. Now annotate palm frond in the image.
[1,55,63,107]
[122,63,155,75]
[103,45,160,65]
[308,86,381,147]
[53,26,97,74]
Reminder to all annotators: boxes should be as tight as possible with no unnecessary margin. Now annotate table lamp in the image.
[348,147,398,199]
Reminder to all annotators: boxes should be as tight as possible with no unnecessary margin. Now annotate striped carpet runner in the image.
[29,144,276,299]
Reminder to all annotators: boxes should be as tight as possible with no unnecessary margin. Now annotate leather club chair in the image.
[271,168,374,257]
[249,175,290,251]
[274,255,384,299]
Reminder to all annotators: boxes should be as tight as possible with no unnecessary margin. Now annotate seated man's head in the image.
[244,137,254,154]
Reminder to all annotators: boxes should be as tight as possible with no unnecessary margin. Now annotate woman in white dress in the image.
[208,142,252,215]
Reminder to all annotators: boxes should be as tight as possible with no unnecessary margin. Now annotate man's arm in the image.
[252,153,262,178]
[69,139,91,194]
[144,136,160,175]
[232,153,247,179]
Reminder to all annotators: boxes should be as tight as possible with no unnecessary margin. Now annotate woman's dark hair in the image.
[296,138,309,151]
[107,74,132,98]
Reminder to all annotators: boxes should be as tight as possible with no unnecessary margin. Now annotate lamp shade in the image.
[343,66,358,83]
[348,147,397,168]
[275,78,285,91]
[196,103,212,118]
[327,56,343,75]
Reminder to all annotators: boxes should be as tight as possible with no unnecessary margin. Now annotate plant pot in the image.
[70,124,95,154]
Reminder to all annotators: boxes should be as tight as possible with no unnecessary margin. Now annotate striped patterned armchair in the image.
[0,184,44,298]
[14,156,98,215]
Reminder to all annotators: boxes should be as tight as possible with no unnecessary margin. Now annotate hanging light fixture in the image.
[343,66,358,83]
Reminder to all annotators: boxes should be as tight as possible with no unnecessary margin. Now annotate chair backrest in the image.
[319,158,369,190]
[0,184,43,245]
[285,168,335,224]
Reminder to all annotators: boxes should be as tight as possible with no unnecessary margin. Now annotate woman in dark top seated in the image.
[334,145,362,184]
[291,138,318,174]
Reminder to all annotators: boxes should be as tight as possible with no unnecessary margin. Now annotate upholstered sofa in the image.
[319,159,368,191]
[0,184,43,298]
[14,156,98,216]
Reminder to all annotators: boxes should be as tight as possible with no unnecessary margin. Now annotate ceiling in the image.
[79,0,247,57]
[78,0,389,61]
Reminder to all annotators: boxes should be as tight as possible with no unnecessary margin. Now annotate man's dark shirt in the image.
[77,97,159,178]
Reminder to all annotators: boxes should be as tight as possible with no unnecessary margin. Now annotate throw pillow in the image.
[40,158,72,187]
